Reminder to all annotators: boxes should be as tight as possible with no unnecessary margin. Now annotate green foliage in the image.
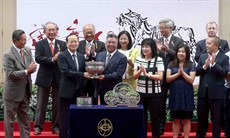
[0,85,52,121]
[0,85,200,122]
[30,85,52,121]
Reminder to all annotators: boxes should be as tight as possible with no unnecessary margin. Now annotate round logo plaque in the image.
[97,118,113,137]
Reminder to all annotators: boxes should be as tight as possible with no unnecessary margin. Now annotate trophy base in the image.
[105,105,117,108]
[127,105,139,108]
[76,96,93,107]
[92,75,100,79]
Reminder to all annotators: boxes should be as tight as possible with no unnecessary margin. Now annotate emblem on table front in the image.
[97,118,113,137]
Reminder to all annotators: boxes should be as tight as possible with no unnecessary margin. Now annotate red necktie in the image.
[50,42,54,56]
[20,50,25,63]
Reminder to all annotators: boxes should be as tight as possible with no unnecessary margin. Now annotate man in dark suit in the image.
[156,18,184,135]
[225,51,230,138]
[95,33,127,105]
[195,21,229,62]
[57,34,91,138]
[195,21,229,135]
[77,24,106,104]
[34,22,67,135]
[3,29,37,138]
[196,36,229,138]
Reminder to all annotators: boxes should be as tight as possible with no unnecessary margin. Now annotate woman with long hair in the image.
[166,43,196,138]
[118,30,140,90]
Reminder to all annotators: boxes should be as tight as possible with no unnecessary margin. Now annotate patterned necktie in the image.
[164,38,169,56]
[50,42,54,56]
[72,54,79,71]
[20,49,25,63]
[105,54,111,66]
[165,38,168,46]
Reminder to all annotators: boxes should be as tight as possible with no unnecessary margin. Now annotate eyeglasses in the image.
[106,41,117,45]
[68,41,78,44]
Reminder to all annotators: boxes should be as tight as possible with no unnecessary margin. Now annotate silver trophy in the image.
[113,82,140,106]
[126,91,140,107]
[85,61,104,78]
[104,91,119,106]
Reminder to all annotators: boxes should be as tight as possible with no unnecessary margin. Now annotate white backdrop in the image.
[17,0,219,84]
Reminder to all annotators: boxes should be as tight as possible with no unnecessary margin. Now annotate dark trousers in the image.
[196,95,225,138]
[225,88,230,138]
[34,82,60,131]
[59,95,79,138]
[83,79,97,104]
[159,83,168,133]
[140,95,162,138]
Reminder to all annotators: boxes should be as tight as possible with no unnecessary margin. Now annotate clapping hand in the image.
[140,64,148,76]
[53,52,60,62]
[161,44,169,52]
[27,62,37,74]
[204,54,211,69]
[85,44,90,57]
[91,43,96,56]
[179,63,184,75]
[210,53,216,65]
[156,39,163,51]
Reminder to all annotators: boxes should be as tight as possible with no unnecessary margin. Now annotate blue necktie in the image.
[72,54,79,71]
[105,54,111,66]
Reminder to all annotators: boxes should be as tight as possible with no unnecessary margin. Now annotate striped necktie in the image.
[105,54,111,66]
[72,54,79,71]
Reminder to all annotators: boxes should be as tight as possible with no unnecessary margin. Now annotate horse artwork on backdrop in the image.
[116,9,197,62]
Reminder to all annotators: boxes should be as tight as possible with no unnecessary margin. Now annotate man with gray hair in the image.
[3,29,37,138]
[77,24,106,104]
[156,18,184,135]
[195,21,229,62]
[34,21,67,135]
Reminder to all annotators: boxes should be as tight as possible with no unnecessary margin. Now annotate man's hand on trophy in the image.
[97,75,105,80]
[84,72,93,79]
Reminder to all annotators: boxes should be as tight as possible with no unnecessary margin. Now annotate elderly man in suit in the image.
[57,34,91,138]
[77,24,106,104]
[196,36,229,138]
[34,21,67,135]
[156,18,184,135]
[95,33,127,105]
[195,21,229,62]
[3,29,37,138]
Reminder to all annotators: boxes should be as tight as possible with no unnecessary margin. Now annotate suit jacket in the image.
[96,50,127,93]
[195,39,229,62]
[3,46,34,102]
[158,35,184,70]
[196,51,229,99]
[77,39,106,61]
[57,50,86,99]
[35,38,67,87]
[158,35,184,86]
